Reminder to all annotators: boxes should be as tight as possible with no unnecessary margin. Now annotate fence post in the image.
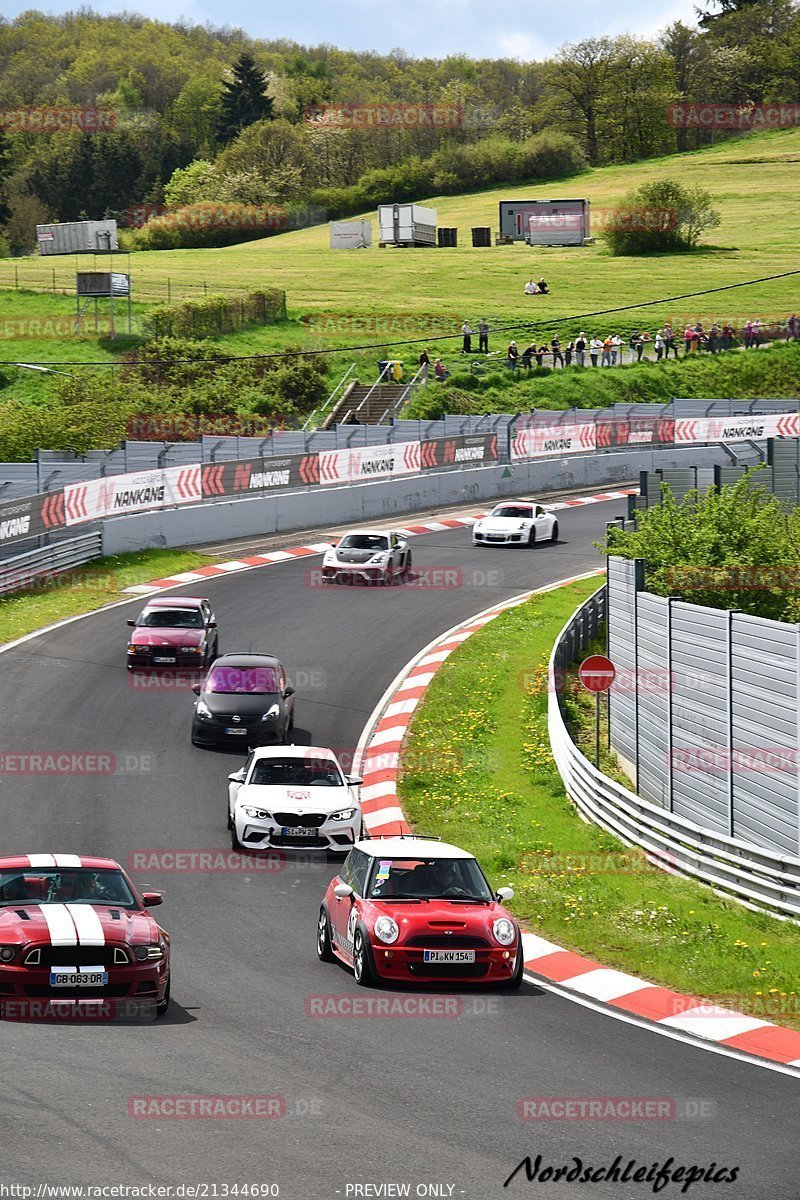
[667,597,674,812]
[797,625,800,857]
[167,277,171,305]
[727,607,735,837]
[633,558,646,793]
[52,269,56,293]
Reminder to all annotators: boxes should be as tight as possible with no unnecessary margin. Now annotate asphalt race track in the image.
[1,499,797,1200]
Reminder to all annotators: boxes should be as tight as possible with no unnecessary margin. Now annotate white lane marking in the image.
[559,967,657,1003]
[66,904,106,946]
[53,854,82,868]
[39,904,78,946]
[27,854,56,867]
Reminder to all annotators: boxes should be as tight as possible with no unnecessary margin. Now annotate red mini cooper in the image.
[0,854,171,1019]
[317,836,523,988]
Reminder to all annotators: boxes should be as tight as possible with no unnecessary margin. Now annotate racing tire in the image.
[230,826,242,851]
[403,551,412,576]
[550,521,559,543]
[500,950,525,990]
[316,907,335,963]
[226,805,233,830]
[527,526,537,547]
[352,928,376,987]
[380,569,391,587]
[156,973,171,1017]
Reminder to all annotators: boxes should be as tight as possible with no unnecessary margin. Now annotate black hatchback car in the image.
[190,653,296,750]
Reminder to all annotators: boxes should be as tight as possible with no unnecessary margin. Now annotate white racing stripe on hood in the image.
[66,904,106,946]
[54,854,82,868]
[39,904,78,946]
[28,854,56,867]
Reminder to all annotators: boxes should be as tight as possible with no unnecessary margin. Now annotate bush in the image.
[126,201,288,250]
[602,180,721,256]
[140,290,287,340]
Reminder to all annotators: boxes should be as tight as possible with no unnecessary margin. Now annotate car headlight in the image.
[493,918,516,946]
[374,916,399,944]
[330,807,356,821]
[260,703,281,721]
[368,553,389,564]
[324,551,336,563]
[517,522,528,530]
[242,806,270,819]
[127,643,141,654]
[195,700,212,719]
[0,945,16,962]
[179,645,203,654]
[134,944,164,961]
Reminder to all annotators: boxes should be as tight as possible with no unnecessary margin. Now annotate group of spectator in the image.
[422,312,800,377]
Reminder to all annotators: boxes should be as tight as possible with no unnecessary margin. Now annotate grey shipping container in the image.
[36,220,119,255]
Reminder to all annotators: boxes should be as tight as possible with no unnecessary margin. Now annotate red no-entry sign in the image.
[578,655,616,693]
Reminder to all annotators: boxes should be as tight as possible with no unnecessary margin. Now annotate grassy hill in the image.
[0,126,799,395]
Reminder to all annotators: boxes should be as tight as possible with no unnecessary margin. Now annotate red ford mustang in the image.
[126,595,218,671]
[317,836,523,988]
[0,854,171,1019]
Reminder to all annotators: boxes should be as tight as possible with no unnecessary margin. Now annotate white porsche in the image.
[321,530,412,584]
[227,745,363,856]
[472,501,558,547]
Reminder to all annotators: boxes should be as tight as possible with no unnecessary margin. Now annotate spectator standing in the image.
[788,313,798,340]
[601,335,613,367]
[551,335,564,367]
[751,319,762,348]
[565,340,575,367]
[721,323,734,351]
[663,322,678,358]
[683,325,694,354]
[461,321,473,353]
[478,318,489,354]
[638,331,651,360]
[611,334,622,365]
[742,320,753,349]
[654,330,665,360]
[418,348,431,381]
[534,345,546,368]
[628,331,641,363]
[507,341,519,370]
[575,333,587,367]
[589,336,602,367]
[708,324,719,354]
[521,342,534,370]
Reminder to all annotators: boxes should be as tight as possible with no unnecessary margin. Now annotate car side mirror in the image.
[496,886,514,902]
[284,685,295,697]
[228,770,246,783]
[333,883,353,900]
[192,684,201,695]
[208,620,217,629]
[126,619,136,627]
[141,891,163,907]
[346,775,363,787]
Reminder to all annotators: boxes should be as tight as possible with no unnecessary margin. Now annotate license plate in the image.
[153,656,175,664]
[50,967,109,987]
[281,826,318,837]
[422,949,475,964]
[225,727,248,736]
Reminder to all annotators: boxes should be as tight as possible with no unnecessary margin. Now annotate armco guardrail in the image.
[0,531,102,596]
[549,587,800,919]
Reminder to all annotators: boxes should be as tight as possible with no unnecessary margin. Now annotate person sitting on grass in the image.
[434,358,450,380]
[537,276,549,294]
[524,279,538,295]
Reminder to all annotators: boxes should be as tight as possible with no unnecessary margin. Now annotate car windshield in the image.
[492,506,532,519]
[367,857,494,901]
[139,608,203,628]
[206,666,280,695]
[0,868,137,907]
[249,758,342,786]
[338,535,389,551]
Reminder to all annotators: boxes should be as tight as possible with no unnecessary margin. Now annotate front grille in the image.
[272,812,326,828]
[408,962,489,979]
[406,935,489,950]
[33,947,125,968]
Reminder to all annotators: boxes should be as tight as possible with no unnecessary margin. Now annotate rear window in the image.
[206,666,280,694]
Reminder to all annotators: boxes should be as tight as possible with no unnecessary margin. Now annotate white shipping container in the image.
[377,204,437,246]
[329,219,373,248]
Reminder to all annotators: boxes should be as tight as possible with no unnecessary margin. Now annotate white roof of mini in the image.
[251,745,340,761]
[355,837,473,859]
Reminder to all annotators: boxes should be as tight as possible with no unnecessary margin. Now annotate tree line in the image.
[0,0,797,250]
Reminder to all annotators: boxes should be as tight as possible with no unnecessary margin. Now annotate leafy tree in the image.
[603,473,800,622]
[218,52,274,145]
[545,38,617,165]
[603,178,720,254]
